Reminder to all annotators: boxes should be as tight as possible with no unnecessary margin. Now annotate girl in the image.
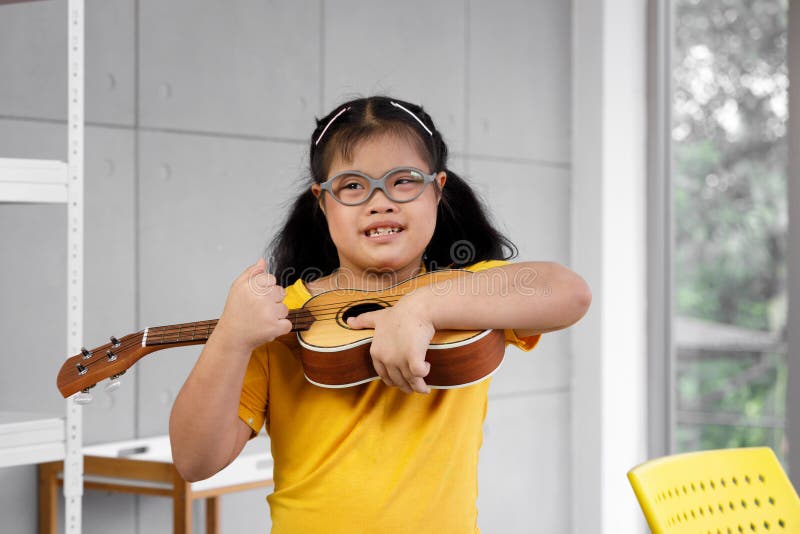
[169,96,591,533]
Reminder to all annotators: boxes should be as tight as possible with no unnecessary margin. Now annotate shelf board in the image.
[0,411,65,468]
[0,158,69,204]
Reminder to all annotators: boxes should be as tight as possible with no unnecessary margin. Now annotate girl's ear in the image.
[310,183,326,216]
[435,171,447,202]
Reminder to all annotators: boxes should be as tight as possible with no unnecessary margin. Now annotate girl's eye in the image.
[331,175,369,199]
[389,173,423,187]
[333,175,367,189]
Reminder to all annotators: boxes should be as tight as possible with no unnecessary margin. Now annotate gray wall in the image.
[0,0,571,532]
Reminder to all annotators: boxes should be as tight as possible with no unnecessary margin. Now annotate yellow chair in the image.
[627,447,800,533]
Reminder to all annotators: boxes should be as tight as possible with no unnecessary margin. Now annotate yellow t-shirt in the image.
[238,260,541,533]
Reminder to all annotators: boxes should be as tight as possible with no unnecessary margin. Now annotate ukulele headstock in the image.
[57,333,146,400]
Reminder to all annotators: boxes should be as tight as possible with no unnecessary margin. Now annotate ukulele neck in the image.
[141,310,313,348]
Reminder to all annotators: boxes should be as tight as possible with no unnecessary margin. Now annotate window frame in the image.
[647,0,675,459]
[785,0,800,484]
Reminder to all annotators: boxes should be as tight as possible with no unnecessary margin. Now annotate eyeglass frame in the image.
[318,166,440,206]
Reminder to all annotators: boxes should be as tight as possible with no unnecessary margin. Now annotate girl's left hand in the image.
[346,296,434,394]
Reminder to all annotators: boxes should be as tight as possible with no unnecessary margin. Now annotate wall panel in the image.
[479,390,570,533]
[469,0,571,163]
[323,0,467,153]
[139,0,321,139]
[0,0,135,125]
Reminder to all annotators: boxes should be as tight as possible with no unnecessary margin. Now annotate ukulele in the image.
[56,269,506,399]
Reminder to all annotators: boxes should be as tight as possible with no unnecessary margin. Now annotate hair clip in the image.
[314,106,351,146]
[390,101,433,137]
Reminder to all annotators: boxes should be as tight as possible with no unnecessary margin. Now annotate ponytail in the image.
[425,169,517,271]
[267,187,338,286]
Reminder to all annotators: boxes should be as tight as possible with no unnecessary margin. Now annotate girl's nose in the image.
[365,188,397,213]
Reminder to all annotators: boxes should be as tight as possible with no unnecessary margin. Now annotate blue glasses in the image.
[320,167,437,206]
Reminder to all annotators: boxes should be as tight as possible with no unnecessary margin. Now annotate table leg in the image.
[37,462,60,534]
[206,497,219,534]
[172,470,192,534]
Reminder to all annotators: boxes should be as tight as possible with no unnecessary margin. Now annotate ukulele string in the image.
[74,294,413,372]
[76,319,218,368]
[133,294,411,337]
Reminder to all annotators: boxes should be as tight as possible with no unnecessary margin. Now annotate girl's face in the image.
[311,132,446,282]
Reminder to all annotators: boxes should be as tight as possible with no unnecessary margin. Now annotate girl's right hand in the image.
[215,258,292,352]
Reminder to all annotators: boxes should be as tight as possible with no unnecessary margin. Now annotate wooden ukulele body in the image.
[294,269,507,388]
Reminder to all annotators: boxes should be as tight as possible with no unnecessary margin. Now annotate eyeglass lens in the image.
[330,169,427,205]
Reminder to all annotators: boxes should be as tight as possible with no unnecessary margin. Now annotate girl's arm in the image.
[346,262,591,394]
[169,259,291,481]
[169,327,254,481]
[414,261,591,334]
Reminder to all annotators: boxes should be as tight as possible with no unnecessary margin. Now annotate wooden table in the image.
[38,434,273,534]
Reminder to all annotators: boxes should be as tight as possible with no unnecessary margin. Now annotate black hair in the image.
[266,95,517,286]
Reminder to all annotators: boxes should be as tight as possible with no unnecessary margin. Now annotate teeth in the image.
[367,227,401,237]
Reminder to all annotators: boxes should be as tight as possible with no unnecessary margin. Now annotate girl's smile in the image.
[363,219,404,241]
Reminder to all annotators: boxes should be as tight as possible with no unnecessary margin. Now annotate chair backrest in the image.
[627,447,800,533]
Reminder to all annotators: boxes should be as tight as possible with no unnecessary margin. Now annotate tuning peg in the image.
[81,346,92,359]
[105,373,123,393]
[106,349,117,362]
[110,336,120,348]
[74,386,95,405]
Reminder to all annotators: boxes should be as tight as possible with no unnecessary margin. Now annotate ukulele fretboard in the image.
[142,310,314,347]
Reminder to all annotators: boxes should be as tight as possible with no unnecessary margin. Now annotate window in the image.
[671,0,789,459]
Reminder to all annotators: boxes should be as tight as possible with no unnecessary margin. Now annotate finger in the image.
[408,359,431,378]
[250,257,266,275]
[270,284,286,302]
[249,272,276,296]
[402,359,430,393]
[387,367,412,394]
[373,360,392,386]
[347,313,375,330]
[237,259,263,284]
[405,375,430,394]
[277,318,293,336]
[258,272,277,287]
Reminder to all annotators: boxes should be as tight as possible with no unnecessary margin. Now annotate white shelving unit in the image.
[0,1,85,532]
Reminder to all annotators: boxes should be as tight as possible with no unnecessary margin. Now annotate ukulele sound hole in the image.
[341,302,387,327]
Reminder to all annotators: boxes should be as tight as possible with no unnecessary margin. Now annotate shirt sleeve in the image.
[503,327,542,351]
[238,342,270,438]
[464,259,542,352]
